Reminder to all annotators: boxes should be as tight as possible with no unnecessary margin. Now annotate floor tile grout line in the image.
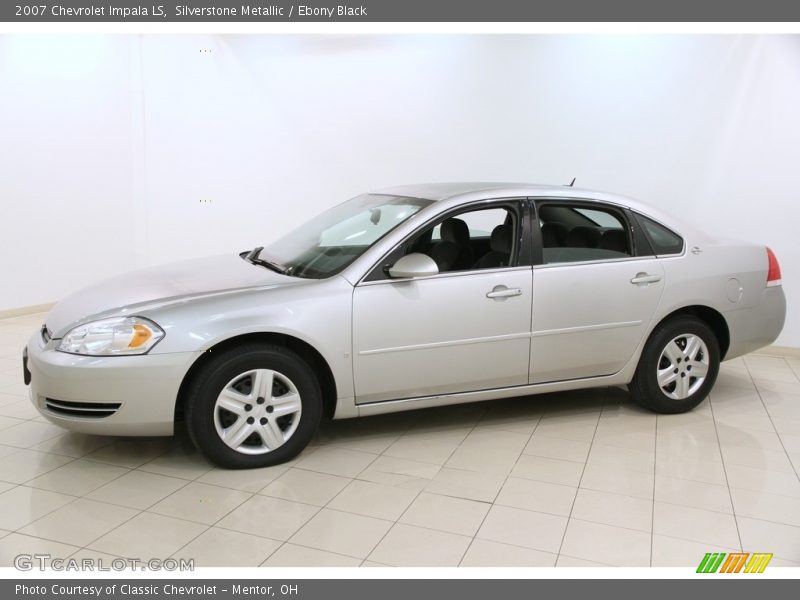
[26,435,118,457]
[16,464,800,555]
[648,529,748,553]
[2,486,83,534]
[15,434,211,509]
[65,461,205,557]
[0,443,87,467]
[164,485,290,566]
[208,492,501,564]
[426,406,503,567]
[740,359,800,482]
[460,406,536,550]
[556,553,614,567]
[457,405,545,566]
[9,406,656,564]
[47,504,148,558]
[79,487,233,561]
[706,391,744,552]
[9,425,504,562]
[553,388,605,564]
[385,404,528,565]
[16,480,197,516]
[0,428,81,450]
[80,487,204,558]
[278,414,420,567]
[257,539,367,566]
[154,449,358,562]
[131,437,210,476]
[650,412,658,567]
[74,456,176,476]
[786,358,800,381]
[2,448,105,534]
[14,514,766,568]
[356,407,487,567]
[30,457,142,504]
[564,513,654,536]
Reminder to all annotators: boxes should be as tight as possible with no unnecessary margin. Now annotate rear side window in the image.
[575,208,624,228]
[637,214,684,255]
[539,203,632,264]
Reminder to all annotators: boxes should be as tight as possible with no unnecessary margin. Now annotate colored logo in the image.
[697,552,773,573]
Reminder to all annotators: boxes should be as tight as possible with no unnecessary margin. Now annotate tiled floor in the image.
[1,312,799,567]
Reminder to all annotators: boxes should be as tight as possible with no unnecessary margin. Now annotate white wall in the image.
[0,36,140,309]
[1,34,799,346]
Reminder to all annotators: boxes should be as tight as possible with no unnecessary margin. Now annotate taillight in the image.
[766,247,782,287]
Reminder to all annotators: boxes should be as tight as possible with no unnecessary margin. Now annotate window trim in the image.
[625,208,657,257]
[357,264,533,287]
[631,211,686,258]
[358,198,531,285]
[531,197,653,268]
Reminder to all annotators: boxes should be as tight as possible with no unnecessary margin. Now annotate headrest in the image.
[440,218,470,245]
[541,222,568,247]
[430,241,459,271]
[567,226,600,248]
[598,229,628,252]
[490,224,512,254]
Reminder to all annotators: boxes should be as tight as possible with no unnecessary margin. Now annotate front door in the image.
[352,201,533,403]
[353,269,533,403]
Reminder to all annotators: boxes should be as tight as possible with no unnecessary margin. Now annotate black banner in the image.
[5,579,800,600]
[2,0,800,22]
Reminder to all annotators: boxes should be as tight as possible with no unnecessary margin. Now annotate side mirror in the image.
[388,253,439,279]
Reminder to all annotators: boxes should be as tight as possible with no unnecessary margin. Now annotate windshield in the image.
[259,194,432,279]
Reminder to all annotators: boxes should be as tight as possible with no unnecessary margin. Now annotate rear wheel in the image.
[185,344,322,468]
[629,316,720,414]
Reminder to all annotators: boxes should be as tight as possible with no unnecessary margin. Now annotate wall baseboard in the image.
[752,345,800,359]
[0,303,56,320]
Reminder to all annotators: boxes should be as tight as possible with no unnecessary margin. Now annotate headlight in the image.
[57,317,165,356]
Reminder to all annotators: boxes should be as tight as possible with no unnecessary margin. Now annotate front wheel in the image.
[185,344,322,468]
[629,316,720,414]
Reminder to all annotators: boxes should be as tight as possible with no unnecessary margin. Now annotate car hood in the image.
[46,253,297,337]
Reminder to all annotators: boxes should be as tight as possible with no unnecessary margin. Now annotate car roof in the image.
[373,181,704,239]
[375,182,559,201]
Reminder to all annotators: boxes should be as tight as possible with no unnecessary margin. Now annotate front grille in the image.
[41,324,51,343]
[44,398,121,419]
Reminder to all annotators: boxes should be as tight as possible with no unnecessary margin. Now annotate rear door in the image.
[529,200,665,383]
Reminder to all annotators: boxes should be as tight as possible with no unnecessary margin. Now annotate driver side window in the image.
[409,205,518,273]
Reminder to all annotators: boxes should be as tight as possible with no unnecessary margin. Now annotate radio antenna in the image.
[567,177,576,187]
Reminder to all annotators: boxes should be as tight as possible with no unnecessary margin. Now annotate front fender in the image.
[144,276,355,401]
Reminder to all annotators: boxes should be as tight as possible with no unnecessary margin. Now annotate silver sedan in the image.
[24,183,786,468]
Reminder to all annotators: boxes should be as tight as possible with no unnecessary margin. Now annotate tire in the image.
[629,316,720,414]
[185,343,322,469]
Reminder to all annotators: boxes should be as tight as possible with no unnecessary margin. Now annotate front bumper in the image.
[26,331,201,436]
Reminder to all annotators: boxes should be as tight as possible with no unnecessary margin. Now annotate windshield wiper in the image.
[243,247,287,274]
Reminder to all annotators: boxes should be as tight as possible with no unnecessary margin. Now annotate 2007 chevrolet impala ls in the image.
[24,183,786,468]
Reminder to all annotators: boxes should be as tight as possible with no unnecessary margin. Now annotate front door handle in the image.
[630,272,662,285]
[486,286,523,299]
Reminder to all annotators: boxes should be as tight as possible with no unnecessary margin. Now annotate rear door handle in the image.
[486,286,523,299]
[630,272,662,285]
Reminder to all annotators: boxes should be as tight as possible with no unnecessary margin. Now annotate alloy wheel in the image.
[213,368,302,455]
[656,334,710,400]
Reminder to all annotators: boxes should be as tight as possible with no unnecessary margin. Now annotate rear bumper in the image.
[724,285,787,360]
[26,331,200,436]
